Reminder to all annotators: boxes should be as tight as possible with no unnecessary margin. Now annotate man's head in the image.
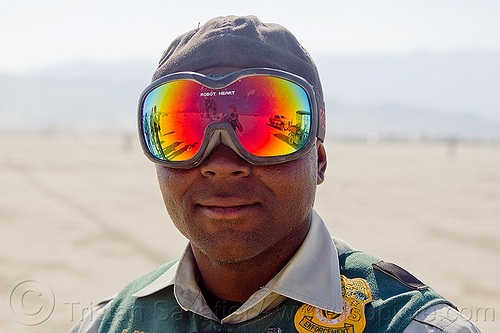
[152,15,325,123]
[141,16,327,266]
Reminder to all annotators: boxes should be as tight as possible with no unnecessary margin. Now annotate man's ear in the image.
[316,141,327,185]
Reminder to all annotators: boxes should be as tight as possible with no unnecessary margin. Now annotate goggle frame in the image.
[137,68,322,169]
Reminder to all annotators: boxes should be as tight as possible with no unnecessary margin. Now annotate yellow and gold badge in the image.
[294,275,372,333]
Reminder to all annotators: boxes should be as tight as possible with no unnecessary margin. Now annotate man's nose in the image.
[200,144,251,178]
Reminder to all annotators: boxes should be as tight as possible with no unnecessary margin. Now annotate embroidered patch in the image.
[294,275,372,333]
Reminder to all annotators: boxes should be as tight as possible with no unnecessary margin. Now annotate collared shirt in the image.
[132,209,344,324]
[69,210,482,332]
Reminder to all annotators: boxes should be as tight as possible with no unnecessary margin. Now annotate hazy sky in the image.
[2,0,500,73]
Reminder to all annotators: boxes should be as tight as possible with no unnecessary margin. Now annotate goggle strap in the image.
[317,99,326,142]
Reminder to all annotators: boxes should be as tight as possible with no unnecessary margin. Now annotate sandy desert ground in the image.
[1,133,498,332]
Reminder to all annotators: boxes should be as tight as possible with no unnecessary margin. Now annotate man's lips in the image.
[197,199,260,220]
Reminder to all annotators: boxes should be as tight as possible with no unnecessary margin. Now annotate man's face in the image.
[156,141,327,265]
[155,67,327,265]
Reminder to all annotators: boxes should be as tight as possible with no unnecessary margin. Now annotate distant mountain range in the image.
[1,51,499,140]
[328,102,500,141]
[315,51,500,140]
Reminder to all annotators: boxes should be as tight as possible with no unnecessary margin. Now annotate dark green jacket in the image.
[98,250,452,333]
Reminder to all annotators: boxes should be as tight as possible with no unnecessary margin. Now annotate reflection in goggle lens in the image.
[142,76,311,162]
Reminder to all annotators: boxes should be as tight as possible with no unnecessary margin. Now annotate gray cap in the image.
[152,15,325,139]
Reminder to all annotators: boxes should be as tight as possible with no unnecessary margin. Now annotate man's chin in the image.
[194,240,268,266]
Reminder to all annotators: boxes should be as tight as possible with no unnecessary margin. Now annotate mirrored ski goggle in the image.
[138,68,323,169]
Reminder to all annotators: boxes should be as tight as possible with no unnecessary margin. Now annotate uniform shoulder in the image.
[337,248,430,291]
[404,303,483,332]
[67,259,179,333]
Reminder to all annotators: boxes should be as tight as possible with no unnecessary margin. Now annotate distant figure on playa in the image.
[227,104,243,132]
[205,97,217,119]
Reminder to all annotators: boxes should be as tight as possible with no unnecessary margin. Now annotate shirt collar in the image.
[132,209,343,320]
[267,209,343,312]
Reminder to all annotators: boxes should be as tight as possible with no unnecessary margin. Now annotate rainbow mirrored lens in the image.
[141,75,311,162]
